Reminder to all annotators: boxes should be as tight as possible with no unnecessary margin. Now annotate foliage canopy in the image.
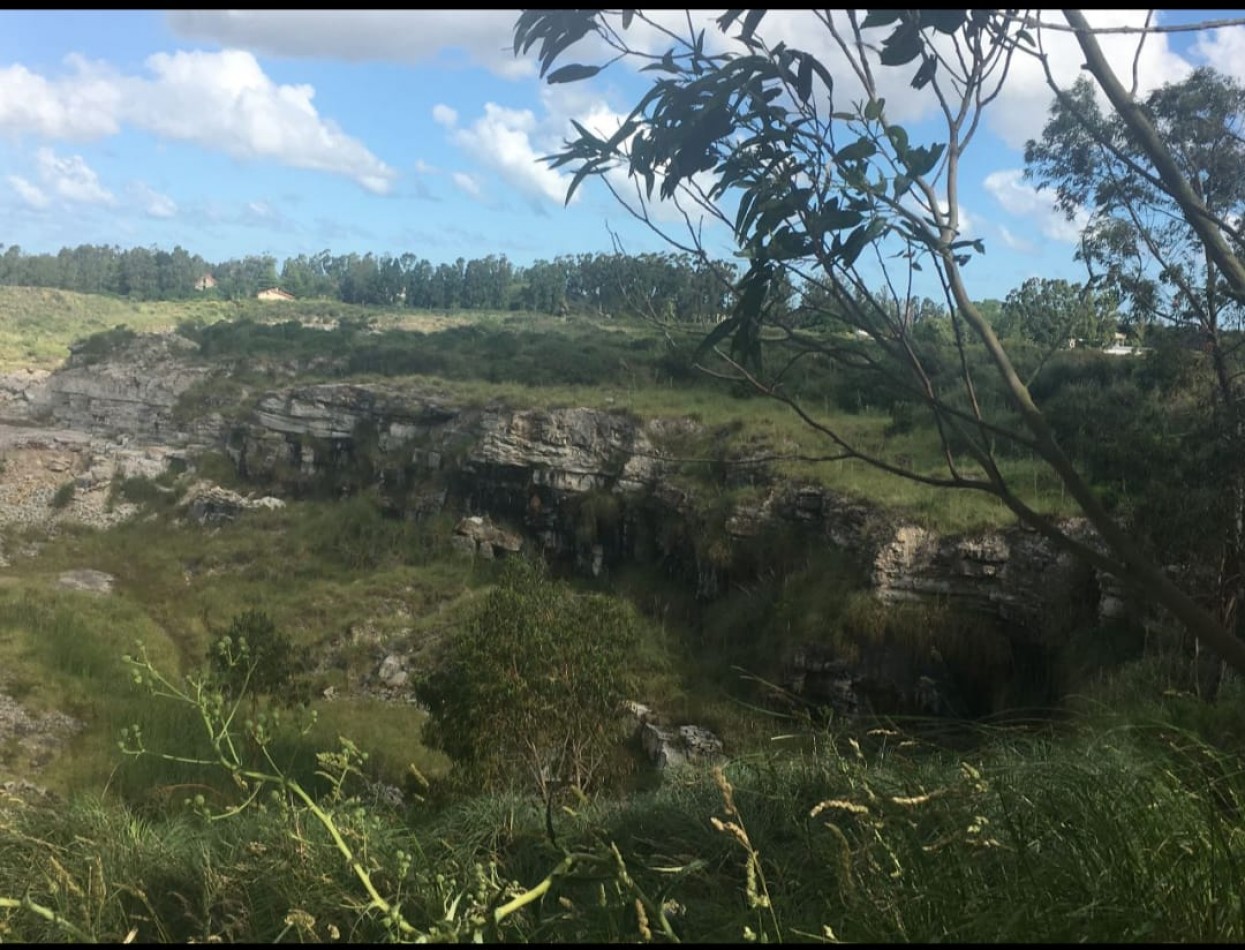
[417,558,645,793]
[513,9,1245,679]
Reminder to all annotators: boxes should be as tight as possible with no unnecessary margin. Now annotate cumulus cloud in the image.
[8,174,49,209]
[128,49,396,193]
[173,10,1215,163]
[445,101,572,205]
[983,169,1089,243]
[0,57,122,140]
[451,171,483,199]
[1192,26,1245,83]
[706,11,1196,149]
[983,11,1192,149]
[166,10,534,78]
[131,182,177,218]
[0,50,395,194]
[431,104,458,127]
[35,147,116,206]
[7,148,118,211]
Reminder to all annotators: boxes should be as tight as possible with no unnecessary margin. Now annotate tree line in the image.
[0,238,1137,351]
[0,242,753,323]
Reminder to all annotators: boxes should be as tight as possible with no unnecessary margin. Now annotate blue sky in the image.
[0,10,1242,301]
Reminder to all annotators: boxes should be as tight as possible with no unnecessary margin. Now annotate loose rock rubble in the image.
[0,690,83,774]
[623,701,725,770]
[55,569,116,594]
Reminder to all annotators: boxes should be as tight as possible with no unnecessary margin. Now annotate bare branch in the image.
[1023,14,1245,35]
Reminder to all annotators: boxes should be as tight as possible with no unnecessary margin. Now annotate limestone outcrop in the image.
[181,482,285,526]
[8,333,1139,721]
[22,333,213,443]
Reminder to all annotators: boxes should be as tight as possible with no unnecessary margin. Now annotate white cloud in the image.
[451,171,482,199]
[735,11,1195,149]
[0,50,395,194]
[997,225,1036,254]
[132,182,177,218]
[0,58,122,140]
[166,11,534,79]
[979,11,1192,149]
[414,158,439,174]
[446,101,572,205]
[440,78,729,236]
[432,104,458,127]
[983,168,1088,243]
[1193,26,1245,84]
[7,174,49,209]
[35,147,115,206]
[127,49,396,194]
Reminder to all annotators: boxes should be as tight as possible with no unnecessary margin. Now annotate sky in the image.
[1,10,1243,301]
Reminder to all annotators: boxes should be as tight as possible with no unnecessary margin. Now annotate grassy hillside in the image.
[0,286,476,370]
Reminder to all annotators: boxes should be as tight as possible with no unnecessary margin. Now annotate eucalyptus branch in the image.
[711,344,995,492]
[1131,11,1153,100]
[1023,14,1245,35]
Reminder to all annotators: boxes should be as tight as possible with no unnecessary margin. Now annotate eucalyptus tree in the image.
[1028,66,1245,676]
[513,9,1245,678]
[998,277,1117,349]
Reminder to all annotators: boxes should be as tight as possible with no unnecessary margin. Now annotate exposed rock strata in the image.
[22,334,212,443]
[6,338,1142,722]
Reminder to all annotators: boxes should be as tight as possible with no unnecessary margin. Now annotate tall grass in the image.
[0,496,479,796]
[6,705,1237,942]
[418,715,1245,942]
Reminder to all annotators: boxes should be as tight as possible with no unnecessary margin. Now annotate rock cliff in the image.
[20,333,213,443]
[4,334,1129,719]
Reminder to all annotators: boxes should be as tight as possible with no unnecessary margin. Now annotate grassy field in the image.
[0,286,476,370]
[0,489,738,801]
[0,499,472,797]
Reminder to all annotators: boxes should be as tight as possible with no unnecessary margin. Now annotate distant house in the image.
[256,287,295,302]
[1103,330,1146,357]
[194,273,217,291]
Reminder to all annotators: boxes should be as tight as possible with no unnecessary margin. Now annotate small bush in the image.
[207,608,307,703]
[50,480,76,509]
[417,557,646,794]
[69,324,138,366]
[112,475,164,506]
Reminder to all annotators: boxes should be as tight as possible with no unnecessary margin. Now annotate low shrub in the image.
[50,480,75,509]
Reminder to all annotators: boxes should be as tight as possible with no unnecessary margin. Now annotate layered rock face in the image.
[21,334,213,443]
[9,339,1126,720]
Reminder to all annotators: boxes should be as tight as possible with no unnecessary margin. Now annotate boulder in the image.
[376,653,409,689]
[454,515,523,558]
[624,701,724,769]
[182,482,285,525]
[55,569,115,594]
[640,723,725,769]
